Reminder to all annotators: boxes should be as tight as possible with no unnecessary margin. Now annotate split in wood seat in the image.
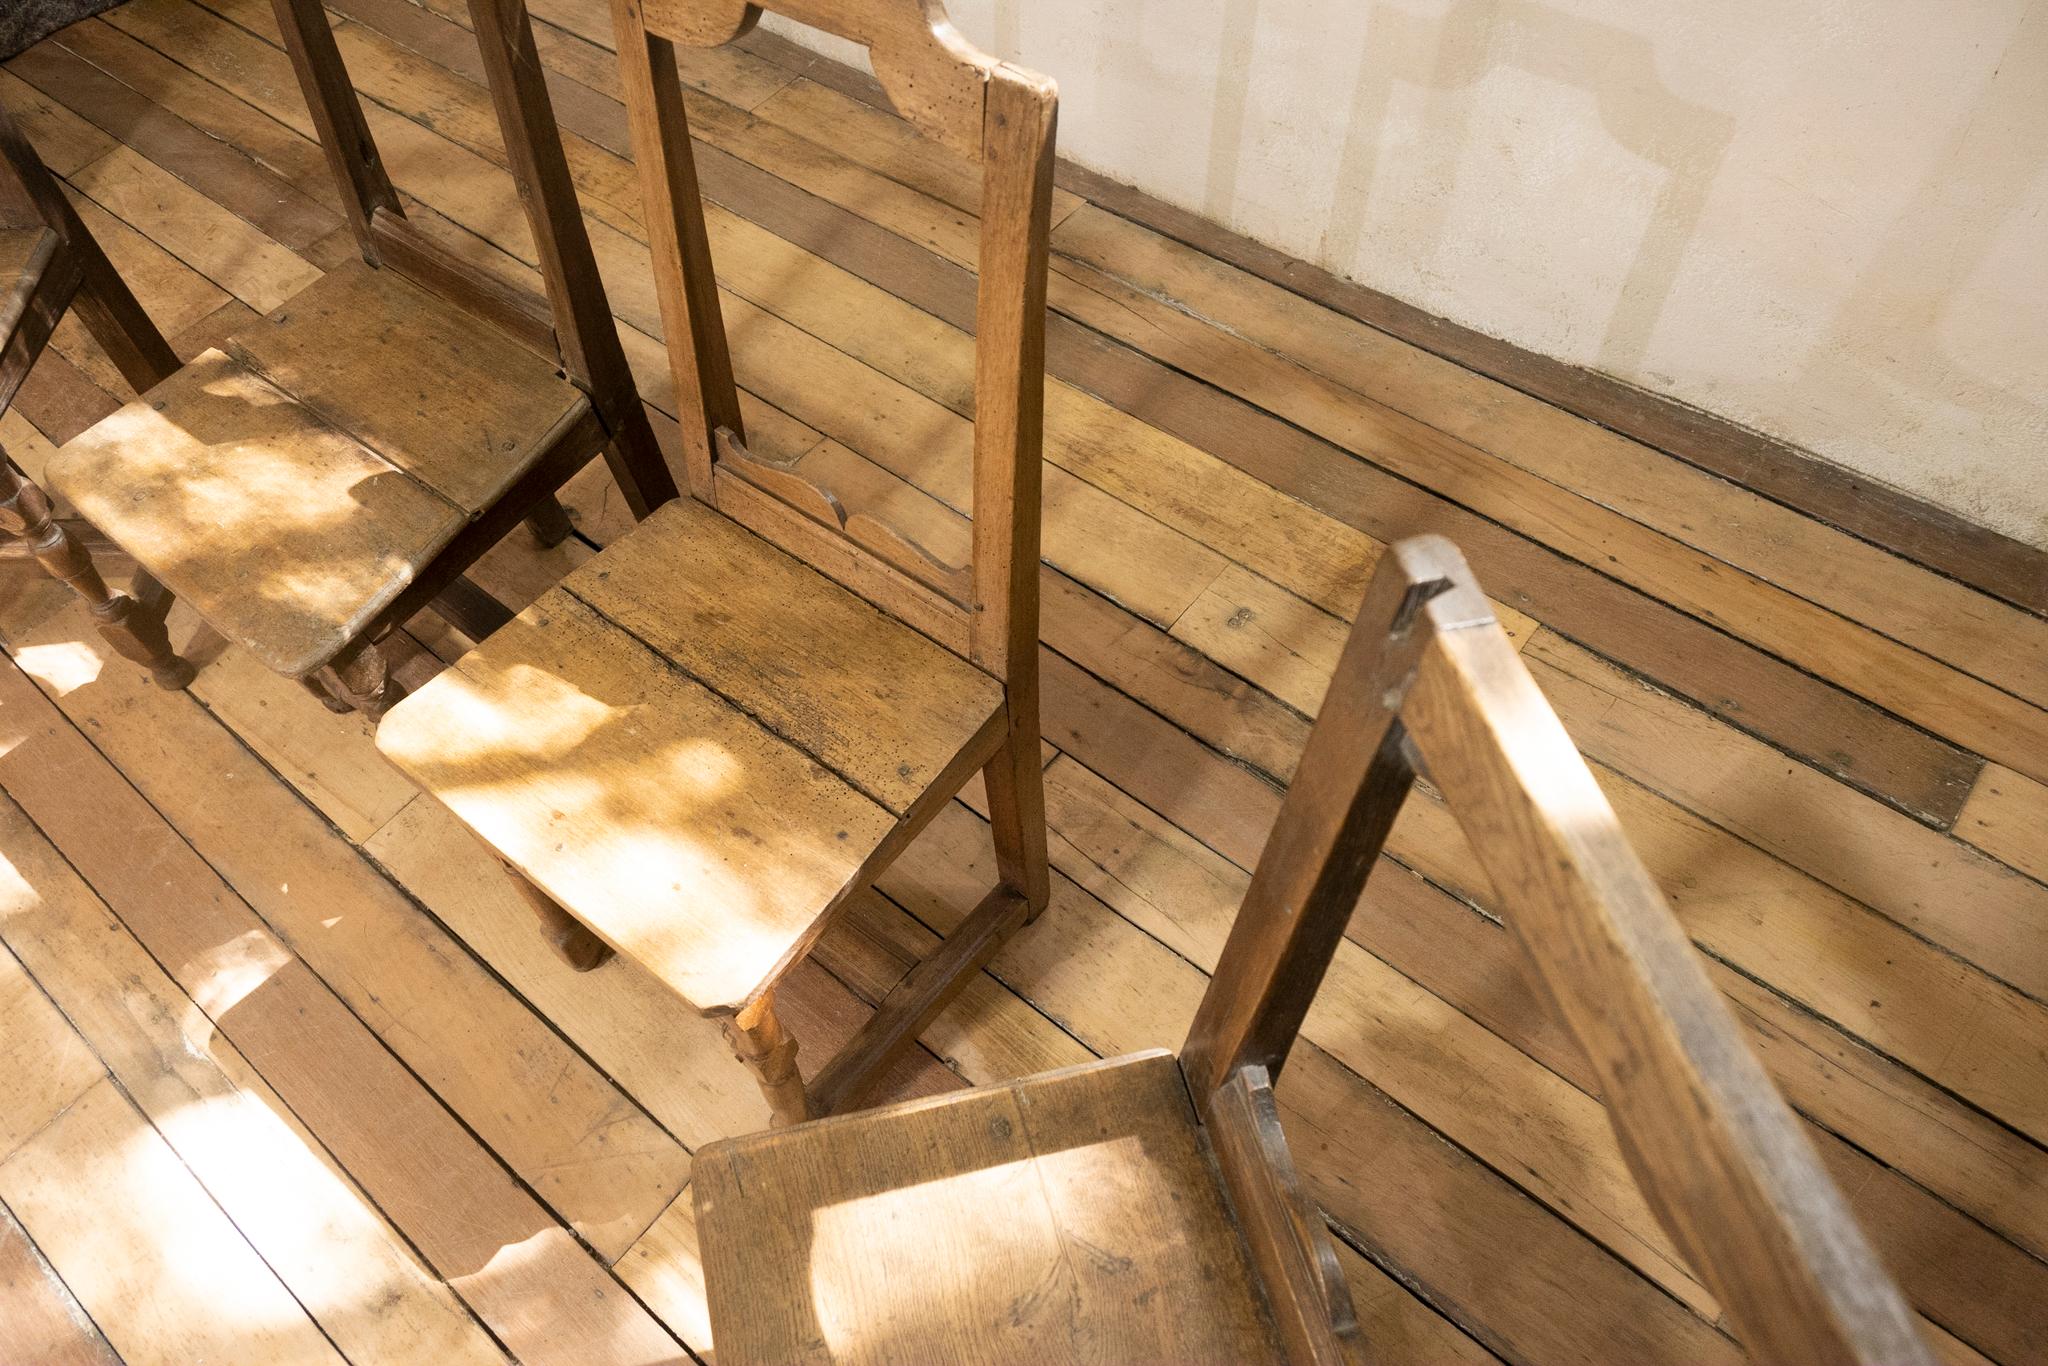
[42,0,675,715]
[0,95,189,689]
[377,0,1057,1127]
[693,537,1934,1366]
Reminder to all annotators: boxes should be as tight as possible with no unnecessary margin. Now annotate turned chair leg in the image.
[310,637,405,719]
[525,493,574,548]
[0,461,193,690]
[724,993,810,1127]
[499,857,613,971]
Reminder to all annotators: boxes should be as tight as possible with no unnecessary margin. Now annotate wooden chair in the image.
[0,89,190,690]
[374,0,1055,1127]
[690,536,1934,1366]
[39,0,676,716]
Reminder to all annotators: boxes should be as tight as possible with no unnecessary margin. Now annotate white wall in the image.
[767,1,2048,549]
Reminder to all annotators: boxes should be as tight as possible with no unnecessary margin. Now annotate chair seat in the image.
[45,262,585,675]
[692,1049,1282,1364]
[375,494,1006,1013]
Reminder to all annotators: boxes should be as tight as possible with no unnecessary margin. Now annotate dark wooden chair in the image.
[0,86,189,689]
[690,536,1933,1366]
[375,0,1055,1128]
[39,0,676,716]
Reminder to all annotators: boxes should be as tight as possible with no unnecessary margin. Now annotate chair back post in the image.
[462,0,637,402]
[964,67,1054,688]
[1178,540,1456,1101]
[1398,556,1931,1366]
[269,0,402,251]
[623,0,1054,685]
[0,99,177,397]
[612,0,746,500]
[1189,533,1931,1365]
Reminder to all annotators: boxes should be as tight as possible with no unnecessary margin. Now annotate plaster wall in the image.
[765,1,2048,548]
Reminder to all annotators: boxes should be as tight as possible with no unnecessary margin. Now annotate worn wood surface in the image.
[0,2,2042,1363]
[696,1050,1280,1364]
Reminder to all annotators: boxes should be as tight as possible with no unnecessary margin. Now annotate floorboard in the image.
[0,2,2042,1361]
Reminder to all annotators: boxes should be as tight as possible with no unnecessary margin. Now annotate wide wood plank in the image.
[0,1202,118,1366]
[559,493,1001,813]
[0,1081,345,1366]
[0,594,689,1260]
[0,794,510,1366]
[1958,764,2048,884]
[227,261,586,513]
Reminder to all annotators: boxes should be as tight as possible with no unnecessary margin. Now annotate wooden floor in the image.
[1,2,2044,1362]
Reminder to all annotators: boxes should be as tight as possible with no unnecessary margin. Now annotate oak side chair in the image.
[375,0,1055,1128]
[690,537,1933,1366]
[40,0,677,717]
[0,89,189,690]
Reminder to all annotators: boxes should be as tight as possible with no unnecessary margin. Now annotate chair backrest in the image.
[267,0,638,405]
[609,0,1056,684]
[1180,536,1932,1366]
[0,98,179,405]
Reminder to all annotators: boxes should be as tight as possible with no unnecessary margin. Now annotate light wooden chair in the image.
[0,90,189,690]
[39,0,676,716]
[374,0,1055,1127]
[690,536,1933,1366]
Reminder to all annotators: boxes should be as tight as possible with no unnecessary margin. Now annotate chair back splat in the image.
[1184,536,1932,1366]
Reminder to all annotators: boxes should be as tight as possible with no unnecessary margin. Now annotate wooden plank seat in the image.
[693,1050,1280,1364]
[20,0,676,715]
[377,493,1005,1017]
[371,0,1060,1127]
[48,263,589,677]
[693,537,1934,1366]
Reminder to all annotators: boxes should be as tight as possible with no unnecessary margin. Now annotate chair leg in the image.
[499,857,613,971]
[313,638,405,720]
[982,719,1051,920]
[597,401,680,521]
[0,462,193,690]
[724,993,810,1128]
[525,493,574,548]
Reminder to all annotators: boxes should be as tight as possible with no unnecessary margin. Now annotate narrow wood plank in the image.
[6,35,341,249]
[1050,205,2048,701]
[1524,631,2048,1001]
[1028,659,2048,1266]
[0,642,688,1363]
[0,1201,118,1366]
[1957,764,2048,884]
[0,794,510,1366]
[0,1081,346,1366]
[68,142,322,311]
[0,598,690,1260]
